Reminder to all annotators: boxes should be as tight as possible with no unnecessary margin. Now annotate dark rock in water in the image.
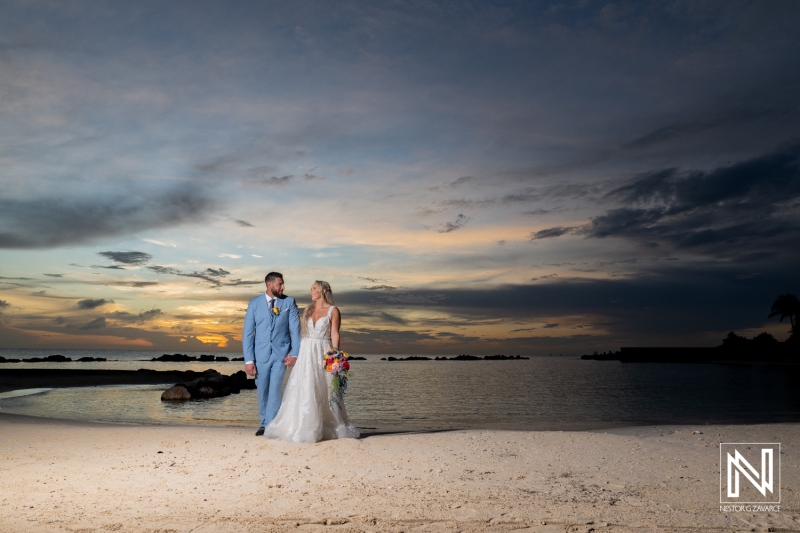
[151,353,235,362]
[197,386,224,398]
[152,353,196,362]
[161,370,256,401]
[22,354,73,363]
[77,357,107,362]
[348,356,366,360]
[161,385,192,401]
[385,356,431,361]
[231,357,244,361]
[483,354,529,360]
[449,354,481,361]
[0,356,22,363]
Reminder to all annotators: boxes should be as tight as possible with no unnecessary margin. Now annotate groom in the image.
[243,272,301,436]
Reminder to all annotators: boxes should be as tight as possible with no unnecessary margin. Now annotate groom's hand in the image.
[245,362,256,376]
[283,355,297,368]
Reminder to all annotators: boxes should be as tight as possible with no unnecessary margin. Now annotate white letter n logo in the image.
[727,448,773,498]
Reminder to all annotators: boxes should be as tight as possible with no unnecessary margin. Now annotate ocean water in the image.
[1,349,799,432]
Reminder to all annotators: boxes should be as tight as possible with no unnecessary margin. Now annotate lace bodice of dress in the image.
[305,306,334,340]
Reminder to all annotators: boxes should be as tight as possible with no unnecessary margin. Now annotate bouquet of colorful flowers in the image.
[324,348,350,407]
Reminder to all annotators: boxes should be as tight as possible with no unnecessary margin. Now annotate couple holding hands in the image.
[242,272,359,443]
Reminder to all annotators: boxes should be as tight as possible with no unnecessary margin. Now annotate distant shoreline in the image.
[581,346,798,364]
[0,368,219,394]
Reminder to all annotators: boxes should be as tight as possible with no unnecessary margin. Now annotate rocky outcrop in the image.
[160,370,255,401]
[1,355,108,363]
[160,384,192,400]
[23,355,72,363]
[151,353,234,362]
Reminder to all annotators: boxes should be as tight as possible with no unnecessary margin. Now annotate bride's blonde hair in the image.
[301,280,335,334]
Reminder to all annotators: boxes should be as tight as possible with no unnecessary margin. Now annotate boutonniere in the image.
[272,305,281,316]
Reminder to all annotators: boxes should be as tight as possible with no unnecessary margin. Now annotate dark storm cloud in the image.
[609,145,800,205]
[182,268,230,285]
[137,309,163,321]
[147,265,254,287]
[98,251,153,266]
[338,262,796,347]
[438,214,469,233]
[78,317,106,330]
[148,266,182,276]
[234,219,255,227]
[566,144,800,259]
[76,298,113,310]
[115,281,159,288]
[530,226,577,240]
[0,187,215,249]
[108,309,163,323]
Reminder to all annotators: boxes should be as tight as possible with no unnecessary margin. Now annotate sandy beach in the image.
[1,414,797,533]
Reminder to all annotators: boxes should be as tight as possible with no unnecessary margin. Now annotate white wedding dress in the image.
[263,306,360,443]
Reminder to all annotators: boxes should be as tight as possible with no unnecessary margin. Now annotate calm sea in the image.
[1,349,799,433]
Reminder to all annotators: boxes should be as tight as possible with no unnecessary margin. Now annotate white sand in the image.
[1,416,798,532]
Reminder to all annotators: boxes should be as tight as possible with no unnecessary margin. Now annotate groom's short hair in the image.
[265,272,283,284]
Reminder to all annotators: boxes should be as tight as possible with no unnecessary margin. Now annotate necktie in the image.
[269,298,275,310]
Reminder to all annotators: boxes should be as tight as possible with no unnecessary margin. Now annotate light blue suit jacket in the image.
[242,294,301,363]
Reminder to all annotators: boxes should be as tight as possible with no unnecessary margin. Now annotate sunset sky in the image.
[1,0,799,355]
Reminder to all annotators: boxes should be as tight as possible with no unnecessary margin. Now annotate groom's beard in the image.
[268,285,284,298]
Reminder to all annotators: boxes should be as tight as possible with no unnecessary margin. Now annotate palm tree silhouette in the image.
[768,293,800,340]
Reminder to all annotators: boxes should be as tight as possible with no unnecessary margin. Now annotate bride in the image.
[263,280,360,443]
